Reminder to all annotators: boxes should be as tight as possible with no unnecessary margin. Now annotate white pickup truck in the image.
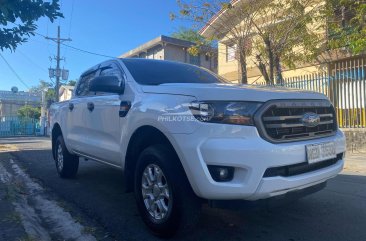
[50,58,346,237]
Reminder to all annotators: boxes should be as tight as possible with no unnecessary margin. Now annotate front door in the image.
[83,61,127,166]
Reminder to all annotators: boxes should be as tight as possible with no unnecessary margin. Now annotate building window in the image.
[205,54,210,62]
[189,54,201,66]
[226,44,237,62]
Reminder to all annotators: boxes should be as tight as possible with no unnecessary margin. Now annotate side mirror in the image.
[89,76,124,94]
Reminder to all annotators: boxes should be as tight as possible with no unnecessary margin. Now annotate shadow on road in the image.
[1,142,365,241]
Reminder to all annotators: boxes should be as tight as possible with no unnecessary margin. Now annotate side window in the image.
[75,72,96,96]
[99,63,124,81]
[92,62,125,96]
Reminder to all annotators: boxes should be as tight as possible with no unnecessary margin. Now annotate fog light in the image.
[207,165,234,182]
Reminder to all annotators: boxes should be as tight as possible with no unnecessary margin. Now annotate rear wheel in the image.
[55,135,79,178]
[134,144,201,238]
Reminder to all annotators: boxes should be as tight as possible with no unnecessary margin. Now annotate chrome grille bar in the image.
[254,100,337,143]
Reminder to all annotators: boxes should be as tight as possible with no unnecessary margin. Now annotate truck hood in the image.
[141,83,328,102]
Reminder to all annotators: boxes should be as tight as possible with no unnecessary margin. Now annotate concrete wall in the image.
[218,42,240,82]
[0,101,40,116]
[163,44,217,73]
[163,44,186,63]
[341,129,366,153]
[59,90,73,102]
[146,45,164,60]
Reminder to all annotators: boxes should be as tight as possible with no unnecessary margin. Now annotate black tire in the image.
[134,144,201,238]
[55,135,79,178]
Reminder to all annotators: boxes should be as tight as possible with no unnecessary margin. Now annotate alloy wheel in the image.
[141,164,171,221]
[57,143,64,171]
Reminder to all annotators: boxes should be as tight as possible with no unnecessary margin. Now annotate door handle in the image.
[69,103,74,111]
[87,102,94,112]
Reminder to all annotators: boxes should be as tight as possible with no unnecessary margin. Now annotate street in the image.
[1,137,366,241]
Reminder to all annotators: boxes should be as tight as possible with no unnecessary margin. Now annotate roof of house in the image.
[60,85,75,91]
[120,35,197,58]
[199,0,242,39]
[59,85,74,96]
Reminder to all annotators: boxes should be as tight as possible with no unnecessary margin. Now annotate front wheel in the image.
[55,135,79,178]
[134,144,201,238]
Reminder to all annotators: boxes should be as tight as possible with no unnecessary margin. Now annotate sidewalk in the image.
[0,149,97,241]
[0,152,28,241]
[343,150,366,175]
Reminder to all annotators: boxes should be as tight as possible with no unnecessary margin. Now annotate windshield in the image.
[122,58,227,85]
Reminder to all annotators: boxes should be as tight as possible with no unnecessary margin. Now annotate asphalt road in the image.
[1,137,366,241]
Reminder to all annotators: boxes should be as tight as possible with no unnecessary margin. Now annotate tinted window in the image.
[76,72,96,96]
[99,62,124,81]
[122,59,227,85]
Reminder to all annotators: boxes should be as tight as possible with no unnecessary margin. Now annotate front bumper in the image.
[209,181,327,210]
[171,125,346,200]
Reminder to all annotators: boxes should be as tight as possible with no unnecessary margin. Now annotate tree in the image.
[171,0,260,84]
[0,0,63,51]
[17,105,41,119]
[29,80,55,107]
[66,80,77,86]
[326,0,366,55]
[172,27,208,43]
[29,80,53,93]
[171,26,216,58]
[251,0,324,85]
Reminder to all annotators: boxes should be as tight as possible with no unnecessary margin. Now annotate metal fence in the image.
[0,116,40,137]
[256,59,366,128]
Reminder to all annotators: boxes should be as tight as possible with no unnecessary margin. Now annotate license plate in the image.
[306,142,336,164]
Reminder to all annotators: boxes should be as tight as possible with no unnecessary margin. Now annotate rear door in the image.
[66,69,98,153]
[83,61,127,166]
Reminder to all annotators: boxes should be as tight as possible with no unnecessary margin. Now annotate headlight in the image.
[189,101,262,125]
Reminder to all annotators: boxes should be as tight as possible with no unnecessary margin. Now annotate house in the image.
[59,85,74,102]
[119,35,218,73]
[199,0,365,83]
[0,90,41,117]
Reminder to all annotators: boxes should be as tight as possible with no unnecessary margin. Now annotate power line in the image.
[33,30,115,59]
[17,49,55,85]
[0,53,30,89]
[60,42,116,58]
[33,29,114,58]
[17,49,48,72]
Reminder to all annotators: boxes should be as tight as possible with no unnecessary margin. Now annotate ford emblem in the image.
[302,112,320,127]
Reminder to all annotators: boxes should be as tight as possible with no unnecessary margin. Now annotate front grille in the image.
[255,100,337,142]
[263,153,343,178]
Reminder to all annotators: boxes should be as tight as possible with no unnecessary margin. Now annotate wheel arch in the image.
[124,125,187,193]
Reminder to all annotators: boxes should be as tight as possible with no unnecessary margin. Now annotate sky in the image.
[0,0,189,92]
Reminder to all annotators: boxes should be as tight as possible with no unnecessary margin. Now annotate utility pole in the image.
[45,26,71,102]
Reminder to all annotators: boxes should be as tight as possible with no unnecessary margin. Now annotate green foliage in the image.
[326,0,366,55]
[220,2,233,10]
[171,27,206,44]
[248,0,324,84]
[0,0,63,51]
[28,80,53,93]
[67,80,77,86]
[171,27,216,56]
[29,80,55,107]
[172,0,259,84]
[17,105,41,119]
